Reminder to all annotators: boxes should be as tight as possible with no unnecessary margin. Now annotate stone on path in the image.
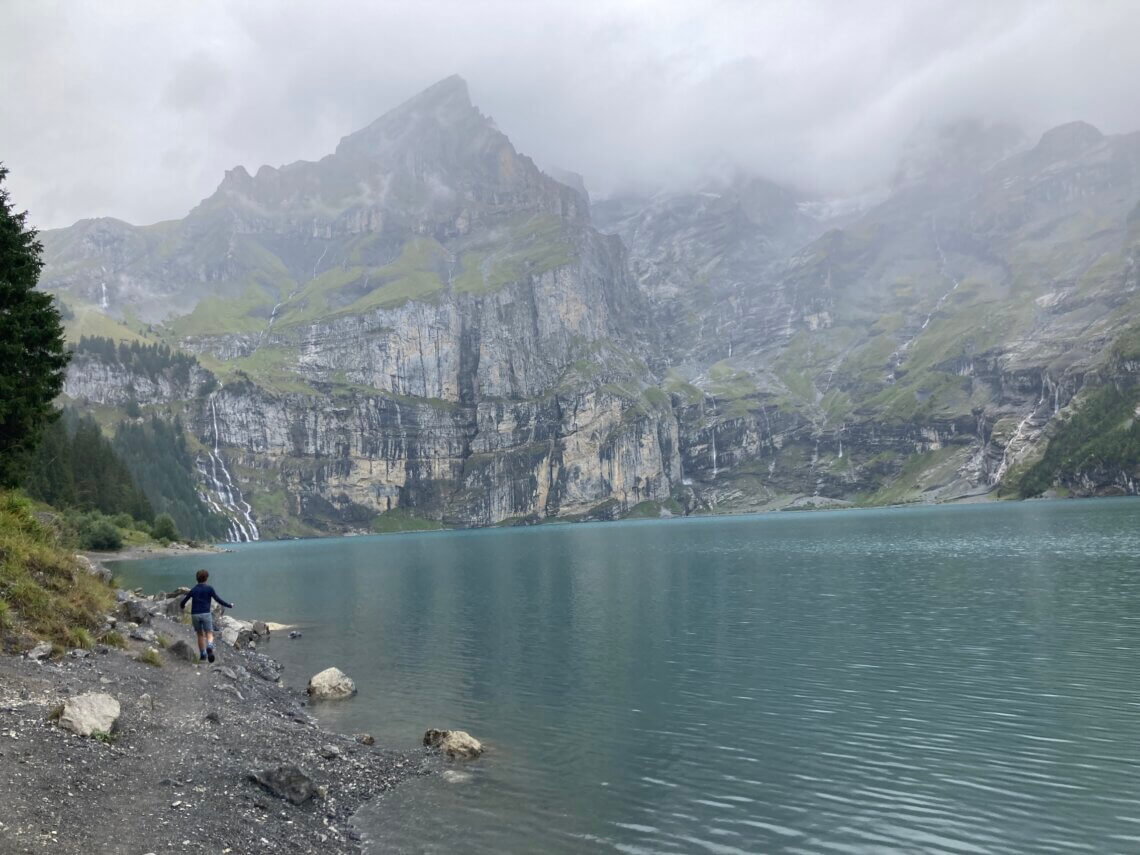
[59,692,120,737]
[307,667,356,701]
[26,641,53,661]
[166,639,198,663]
[423,729,483,760]
[249,765,316,805]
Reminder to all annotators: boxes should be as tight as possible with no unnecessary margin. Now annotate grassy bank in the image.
[0,491,114,651]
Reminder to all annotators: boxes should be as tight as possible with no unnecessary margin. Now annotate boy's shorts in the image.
[191,613,213,633]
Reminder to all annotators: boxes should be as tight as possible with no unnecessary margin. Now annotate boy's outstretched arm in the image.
[179,590,192,610]
[212,589,234,610]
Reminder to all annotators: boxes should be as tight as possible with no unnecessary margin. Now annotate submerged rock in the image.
[59,692,120,737]
[249,765,316,805]
[423,728,483,760]
[307,667,356,700]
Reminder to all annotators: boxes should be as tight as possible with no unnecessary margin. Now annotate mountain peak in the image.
[334,74,479,159]
[1034,121,1104,157]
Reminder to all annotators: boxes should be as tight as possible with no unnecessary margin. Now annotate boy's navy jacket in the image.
[180,584,233,615]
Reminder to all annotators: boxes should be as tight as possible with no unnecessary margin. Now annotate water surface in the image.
[118,499,1140,853]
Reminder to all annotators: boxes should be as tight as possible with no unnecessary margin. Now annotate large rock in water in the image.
[423,728,483,759]
[215,614,255,647]
[59,693,120,737]
[307,667,356,701]
[249,766,315,805]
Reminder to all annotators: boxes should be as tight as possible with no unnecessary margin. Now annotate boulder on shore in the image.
[307,667,356,701]
[120,599,151,625]
[423,728,483,760]
[215,614,255,647]
[59,692,120,737]
[249,765,316,805]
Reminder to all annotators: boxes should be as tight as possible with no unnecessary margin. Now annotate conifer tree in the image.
[0,165,69,487]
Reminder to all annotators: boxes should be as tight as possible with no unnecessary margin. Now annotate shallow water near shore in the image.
[117,498,1140,853]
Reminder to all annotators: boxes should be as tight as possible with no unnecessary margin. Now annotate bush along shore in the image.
[0,495,482,854]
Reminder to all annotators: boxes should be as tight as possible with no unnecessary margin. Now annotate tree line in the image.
[72,335,199,385]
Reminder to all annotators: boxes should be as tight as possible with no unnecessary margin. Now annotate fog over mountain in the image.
[4,0,1140,229]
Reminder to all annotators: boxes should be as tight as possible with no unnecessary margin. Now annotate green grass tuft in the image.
[99,630,127,649]
[138,647,163,667]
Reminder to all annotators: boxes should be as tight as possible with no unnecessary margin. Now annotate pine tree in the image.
[0,165,69,487]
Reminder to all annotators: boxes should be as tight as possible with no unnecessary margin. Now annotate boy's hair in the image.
[196,569,209,583]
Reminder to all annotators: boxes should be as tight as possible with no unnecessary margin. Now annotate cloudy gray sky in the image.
[3,0,1138,229]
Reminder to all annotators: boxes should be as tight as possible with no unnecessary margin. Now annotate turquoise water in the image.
[117,499,1140,853]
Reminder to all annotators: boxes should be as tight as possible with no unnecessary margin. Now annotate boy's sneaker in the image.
[199,652,207,661]
[207,649,216,663]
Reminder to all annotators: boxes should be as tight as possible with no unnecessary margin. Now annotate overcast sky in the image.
[3,0,1138,230]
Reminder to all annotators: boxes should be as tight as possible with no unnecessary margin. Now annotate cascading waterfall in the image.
[991,374,1054,485]
[196,397,260,542]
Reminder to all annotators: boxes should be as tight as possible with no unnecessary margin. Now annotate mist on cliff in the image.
[3,0,1138,228]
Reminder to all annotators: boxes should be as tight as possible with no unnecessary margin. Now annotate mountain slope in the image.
[38,81,1140,538]
[44,77,677,537]
[604,120,1140,509]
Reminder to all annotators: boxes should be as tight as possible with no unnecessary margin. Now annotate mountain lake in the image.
[115,497,1140,854]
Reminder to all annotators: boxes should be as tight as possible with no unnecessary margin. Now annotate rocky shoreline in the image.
[0,585,433,854]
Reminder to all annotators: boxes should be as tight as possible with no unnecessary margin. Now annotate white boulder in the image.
[215,614,254,647]
[307,667,356,701]
[59,692,120,737]
[423,728,483,759]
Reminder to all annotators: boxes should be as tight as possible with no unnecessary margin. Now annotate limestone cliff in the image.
[42,84,1140,539]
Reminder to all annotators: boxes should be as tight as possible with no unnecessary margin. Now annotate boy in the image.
[179,569,234,663]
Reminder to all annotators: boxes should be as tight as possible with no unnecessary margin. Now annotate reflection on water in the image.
[118,498,1140,853]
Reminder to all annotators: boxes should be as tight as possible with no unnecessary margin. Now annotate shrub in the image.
[111,512,134,529]
[152,513,179,542]
[79,518,122,551]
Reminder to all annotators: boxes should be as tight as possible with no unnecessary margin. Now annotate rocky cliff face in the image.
[45,83,1140,539]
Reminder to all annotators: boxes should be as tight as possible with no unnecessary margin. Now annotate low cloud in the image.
[3,0,1138,228]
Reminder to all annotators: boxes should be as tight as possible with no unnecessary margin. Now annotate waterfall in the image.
[100,282,109,309]
[710,429,718,479]
[197,397,260,542]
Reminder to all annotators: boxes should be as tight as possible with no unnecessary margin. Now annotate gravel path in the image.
[0,599,423,854]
